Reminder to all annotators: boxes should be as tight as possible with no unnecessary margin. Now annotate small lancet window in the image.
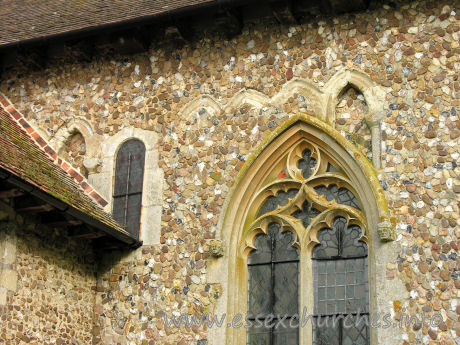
[112,139,146,239]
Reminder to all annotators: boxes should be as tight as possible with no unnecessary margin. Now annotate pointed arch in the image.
[178,95,223,122]
[324,69,386,168]
[49,117,96,156]
[224,89,270,111]
[324,69,386,124]
[272,79,325,119]
[206,114,401,345]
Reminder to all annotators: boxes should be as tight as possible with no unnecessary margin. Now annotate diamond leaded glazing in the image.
[245,138,369,345]
[314,185,361,210]
[313,217,369,345]
[248,223,299,345]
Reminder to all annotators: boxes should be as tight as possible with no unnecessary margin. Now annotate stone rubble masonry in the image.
[0,200,98,344]
[0,0,459,344]
[0,93,108,208]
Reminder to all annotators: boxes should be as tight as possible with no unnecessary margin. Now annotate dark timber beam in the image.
[328,0,369,13]
[44,219,83,227]
[0,188,24,199]
[96,241,126,250]
[69,225,105,239]
[71,231,105,239]
[270,1,297,25]
[214,9,242,39]
[0,168,141,247]
[16,204,54,213]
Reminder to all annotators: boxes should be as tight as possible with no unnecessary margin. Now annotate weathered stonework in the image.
[0,0,459,344]
[0,201,98,344]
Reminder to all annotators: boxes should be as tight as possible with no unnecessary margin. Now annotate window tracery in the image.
[244,138,369,345]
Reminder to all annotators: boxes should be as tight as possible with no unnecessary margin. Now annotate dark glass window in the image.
[248,146,369,345]
[291,200,321,229]
[113,139,146,239]
[258,189,299,217]
[298,149,317,178]
[314,185,361,210]
[313,217,369,345]
[247,223,299,345]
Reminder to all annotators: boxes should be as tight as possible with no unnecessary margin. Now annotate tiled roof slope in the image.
[0,0,215,47]
[0,93,135,244]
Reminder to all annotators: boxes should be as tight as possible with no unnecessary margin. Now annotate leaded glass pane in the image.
[249,233,273,265]
[298,149,317,178]
[291,200,321,229]
[313,216,369,345]
[314,185,361,210]
[114,139,145,195]
[125,193,143,236]
[247,223,299,345]
[313,217,367,259]
[247,324,271,345]
[248,264,272,316]
[313,315,369,345]
[113,139,145,239]
[341,225,367,258]
[272,226,298,261]
[273,319,299,345]
[313,224,340,259]
[342,316,370,345]
[274,262,298,315]
[314,258,368,315]
[258,189,299,216]
[313,317,340,345]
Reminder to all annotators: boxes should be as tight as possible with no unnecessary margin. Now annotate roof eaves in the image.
[0,92,108,208]
[0,0,219,50]
[0,168,141,247]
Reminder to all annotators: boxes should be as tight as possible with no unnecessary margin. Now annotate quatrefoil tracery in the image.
[242,139,368,255]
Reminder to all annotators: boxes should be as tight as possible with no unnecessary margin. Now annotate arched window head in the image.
[63,130,88,178]
[219,117,394,345]
[245,141,370,345]
[209,114,390,345]
[113,139,146,239]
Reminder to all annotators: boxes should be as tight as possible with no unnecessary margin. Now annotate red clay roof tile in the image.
[0,93,134,243]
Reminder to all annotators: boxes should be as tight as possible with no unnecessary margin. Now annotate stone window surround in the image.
[206,115,403,345]
[50,121,163,246]
[87,127,163,246]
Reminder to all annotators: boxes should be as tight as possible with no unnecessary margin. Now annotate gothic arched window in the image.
[245,141,370,345]
[112,139,146,239]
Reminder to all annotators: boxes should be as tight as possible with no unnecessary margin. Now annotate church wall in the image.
[0,201,98,344]
[0,0,459,344]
